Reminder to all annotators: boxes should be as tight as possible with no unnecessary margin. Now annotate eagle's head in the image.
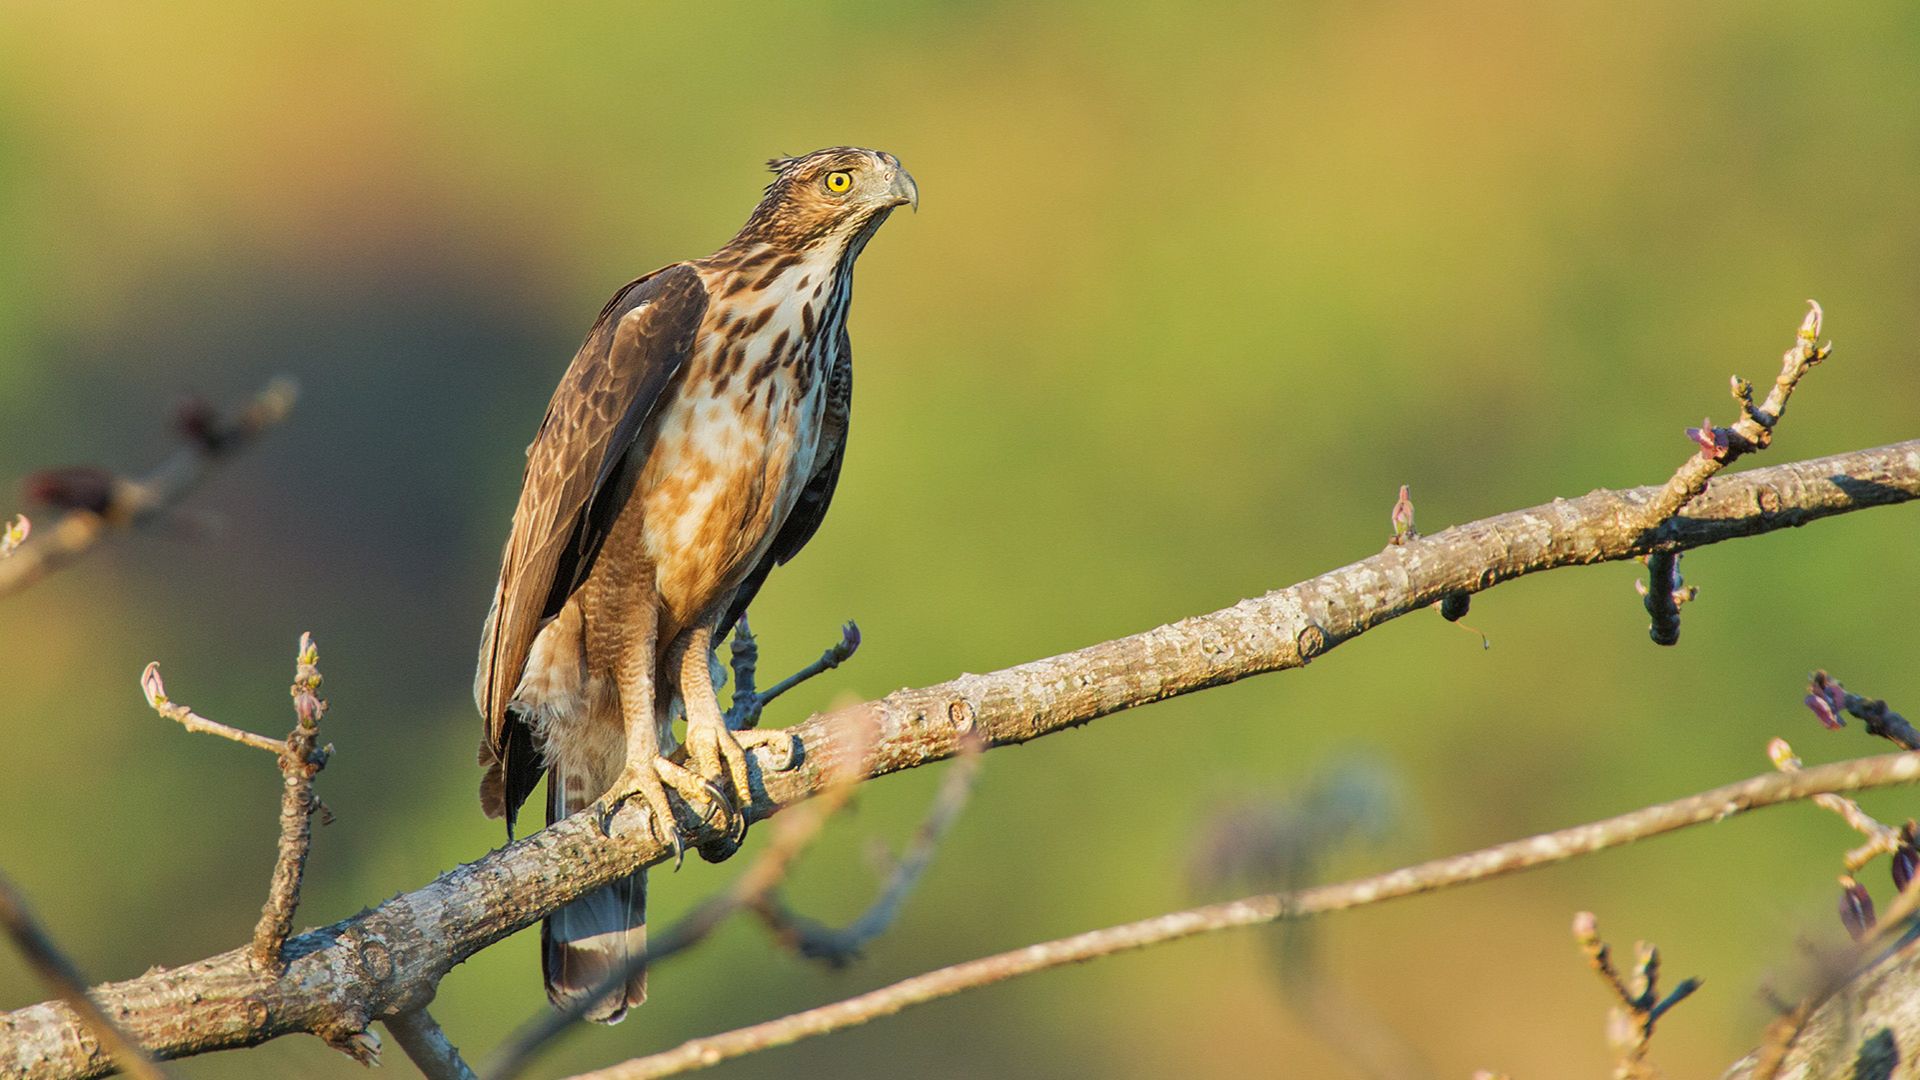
[733,146,917,253]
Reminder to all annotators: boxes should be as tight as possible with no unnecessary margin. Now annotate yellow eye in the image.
[824,170,853,194]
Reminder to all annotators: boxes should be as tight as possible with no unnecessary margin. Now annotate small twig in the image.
[727,617,861,731]
[1390,487,1483,647]
[1643,302,1829,526]
[1769,738,1901,872]
[1389,484,1417,545]
[1573,912,1701,1079]
[482,715,879,1080]
[1635,552,1695,646]
[384,1008,477,1080]
[139,663,288,755]
[1749,869,1920,1079]
[752,731,985,966]
[0,378,297,599]
[653,715,875,956]
[558,751,1920,1080]
[253,632,330,974]
[1805,671,1920,751]
[0,515,27,558]
[0,872,170,1080]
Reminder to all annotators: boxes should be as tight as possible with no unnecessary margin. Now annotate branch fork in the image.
[1573,912,1701,1080]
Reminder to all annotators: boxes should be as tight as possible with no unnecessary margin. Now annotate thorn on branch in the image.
[1573,911,1700,1079]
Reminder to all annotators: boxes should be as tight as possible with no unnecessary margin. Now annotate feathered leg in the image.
[677,623,788,808]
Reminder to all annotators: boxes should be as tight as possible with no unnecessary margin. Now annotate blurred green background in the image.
[1,2,1917,1077]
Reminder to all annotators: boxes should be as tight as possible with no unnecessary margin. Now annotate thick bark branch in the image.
[0,875,168,1080]
[0,439,1914,1079]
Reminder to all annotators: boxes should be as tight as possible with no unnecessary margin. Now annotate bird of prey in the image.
[475,148,915,1022]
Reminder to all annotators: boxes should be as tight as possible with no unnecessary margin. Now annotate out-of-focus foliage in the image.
[0,3,1916,1077]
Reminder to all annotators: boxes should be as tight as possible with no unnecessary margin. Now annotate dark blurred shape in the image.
[1189,760,1423,1080]
[174,396,229,453]
[1188,759,1400,895]
[23,466,118,516]
[1892,833,1917,894]
[1840,876,1876,942]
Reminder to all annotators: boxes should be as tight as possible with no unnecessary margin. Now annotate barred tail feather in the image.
[542,767,647,1023]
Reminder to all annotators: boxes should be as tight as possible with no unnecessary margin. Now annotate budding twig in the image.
[1644,302,1830,525]
[1768,738,1901,873]
[1805,671,1920,751]
[0,378,297,599]
[1572,912,1701,1080]
[253,633,330,974]
[140,663,289,756]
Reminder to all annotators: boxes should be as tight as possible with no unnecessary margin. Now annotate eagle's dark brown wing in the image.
[721,327,852,635]
[478,263,708,823]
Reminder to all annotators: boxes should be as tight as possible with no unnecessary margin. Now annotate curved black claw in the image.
[594,789,690,869]
[696,776,735,829]
[650,812,688,871]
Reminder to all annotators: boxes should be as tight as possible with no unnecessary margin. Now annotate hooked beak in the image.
[887,166,919,212]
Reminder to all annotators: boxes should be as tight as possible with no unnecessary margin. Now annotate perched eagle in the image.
[475,148,916,1022]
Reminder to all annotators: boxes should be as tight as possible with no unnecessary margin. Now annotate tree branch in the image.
[561,752,1920,1080]
[1649,301,1829,524]
[384,1008,477,1080]
[254,634,330,975]
[0,438,1915,1079]
[480,717,879,1080]
[0,875,168,1080]
[750,733,984,967]
[0,379,297,600]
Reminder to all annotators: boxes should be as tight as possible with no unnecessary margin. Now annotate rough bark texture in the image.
[0,439,1915,1078]
[1723,944,1920,1079]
